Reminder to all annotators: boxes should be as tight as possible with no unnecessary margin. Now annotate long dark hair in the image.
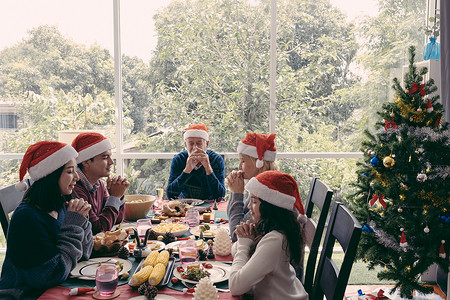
[249,199,303,265]
[22,164,70,212]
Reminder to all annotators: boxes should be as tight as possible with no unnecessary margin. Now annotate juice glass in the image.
[136,219,152,240]
[179,240,198,264]
[95,264,118,297]
[185,208,200,228]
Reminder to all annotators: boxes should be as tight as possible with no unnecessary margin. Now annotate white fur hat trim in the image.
[245,177,295,210]
[76,139,112,164]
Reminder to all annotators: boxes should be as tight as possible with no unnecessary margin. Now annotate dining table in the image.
[38,199,240,300]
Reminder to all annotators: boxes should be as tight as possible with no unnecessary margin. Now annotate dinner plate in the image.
[172,261,231,284]
[177,198,204,206]
[165,240,208,254]
[70,257,132,280]
[190,225,228,238]
[128,257,175,287]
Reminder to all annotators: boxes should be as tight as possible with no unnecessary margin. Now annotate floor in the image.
[345,285,447,300]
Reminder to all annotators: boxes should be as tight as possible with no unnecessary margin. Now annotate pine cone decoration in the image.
[137,282,158,298]
[138,282,150,295]
[147,229,158,240]
[117,246,130,259]
[198,249,208,261]
[162,232,176,244]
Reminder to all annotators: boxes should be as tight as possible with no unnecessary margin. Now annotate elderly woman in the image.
[229,170,308,299]
[226,132,278,242]
[0,141,93,299]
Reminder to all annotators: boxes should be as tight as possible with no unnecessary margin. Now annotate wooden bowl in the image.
[124,194,156,220]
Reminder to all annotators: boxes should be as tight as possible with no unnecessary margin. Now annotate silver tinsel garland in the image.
[369,221,410,252]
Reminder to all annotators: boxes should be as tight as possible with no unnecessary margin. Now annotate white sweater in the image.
[229,231,309,300]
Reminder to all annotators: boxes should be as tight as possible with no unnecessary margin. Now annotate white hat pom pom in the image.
[15,180,28,192]
[297,213,307,224]
[256,159,264,168]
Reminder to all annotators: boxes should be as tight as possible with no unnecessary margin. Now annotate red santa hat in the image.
[183,124,209,141]
[71,132,112,164]
[400,228,408,248]
[439,240,446,259]
[245,170,305,215]
[237,133,277,168]
[16,141,78,191]
[426,99,434,113]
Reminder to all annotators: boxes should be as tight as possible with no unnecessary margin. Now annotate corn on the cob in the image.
[155,250,170,266]
[148,263,166,286]
[129,265,153,287]
[142,250,159,267]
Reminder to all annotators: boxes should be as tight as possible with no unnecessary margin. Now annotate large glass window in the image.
[0,0,429,253]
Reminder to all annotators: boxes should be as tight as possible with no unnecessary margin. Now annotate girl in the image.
[0,141,93,299]
[226,132,278,242]
[229,170,308,300]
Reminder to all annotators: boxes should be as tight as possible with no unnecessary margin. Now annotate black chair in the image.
[309,202,362,300]
[301,177,333,294]
[0,179,31,236]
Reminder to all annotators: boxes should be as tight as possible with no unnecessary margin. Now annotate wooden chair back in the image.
[302,177,333,293]
[310,202,362,300]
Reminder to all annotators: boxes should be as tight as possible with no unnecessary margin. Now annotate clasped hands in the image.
[225,170,245,193]
[184,146,212,174]
[107,175,130,198]
[235,220,256,240]
[66,198,91,217]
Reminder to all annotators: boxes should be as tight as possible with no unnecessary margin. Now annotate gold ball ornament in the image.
[417,107,423,112]
[383,156,395,168]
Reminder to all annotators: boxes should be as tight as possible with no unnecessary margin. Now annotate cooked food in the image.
[152,222,189,233]
[162,200,192,216]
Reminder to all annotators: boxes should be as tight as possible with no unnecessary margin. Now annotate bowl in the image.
[124,194,156,220]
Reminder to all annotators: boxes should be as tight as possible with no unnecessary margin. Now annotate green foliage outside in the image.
[348,47,449,298]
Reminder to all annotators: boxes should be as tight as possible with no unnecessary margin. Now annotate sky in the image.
[0,0,377,63]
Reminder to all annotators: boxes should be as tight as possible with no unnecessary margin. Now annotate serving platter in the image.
[70,257,132,280]
[128,257,175,287]
[172,261,231,284]
[177,198,204,206]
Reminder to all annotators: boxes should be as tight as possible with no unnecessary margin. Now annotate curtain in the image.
[441,0,450,123]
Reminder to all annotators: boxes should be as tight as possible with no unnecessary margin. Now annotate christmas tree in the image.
[351,46,450,298]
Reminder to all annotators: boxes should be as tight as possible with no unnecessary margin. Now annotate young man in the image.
[72,132,129,234]
[166,124,226,200]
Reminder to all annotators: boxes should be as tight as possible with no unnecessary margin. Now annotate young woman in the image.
[229,170,308,300]
[226,132,278,242]
[0,141,93,299]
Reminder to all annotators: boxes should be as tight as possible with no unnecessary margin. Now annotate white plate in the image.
[178,198,205,206]
[173,261,231,284]
[165,240,208,254]
[190,225,228,238]
[128,240,166,252]
[70,257,132,280]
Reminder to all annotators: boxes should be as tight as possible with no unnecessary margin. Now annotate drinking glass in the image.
[185,208,200,228]
[136,219,152,240]
[95,264,118,297]
[179,240,198,264]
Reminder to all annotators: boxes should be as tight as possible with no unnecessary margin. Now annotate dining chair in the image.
[309,202,362,300]
[0,179,31,236]
[301,177,333,294]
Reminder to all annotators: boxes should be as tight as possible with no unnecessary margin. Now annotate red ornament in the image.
[426,99,433,113]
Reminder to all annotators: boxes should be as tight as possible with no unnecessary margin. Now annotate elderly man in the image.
[166,124,226,200]
[72,132,130,234]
